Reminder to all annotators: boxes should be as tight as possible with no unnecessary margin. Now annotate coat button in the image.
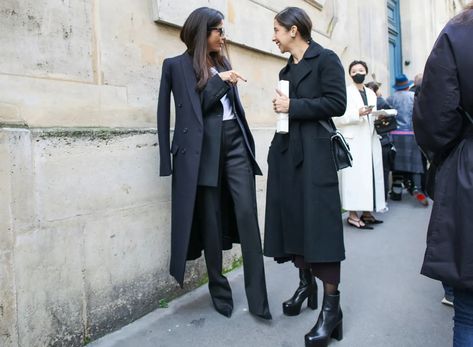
[177,103,182,108]
[180,148,186,155]
[182,128,188,134]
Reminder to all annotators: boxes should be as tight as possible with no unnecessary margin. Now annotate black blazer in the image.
[197,63,262,186]
[157,52,261,285]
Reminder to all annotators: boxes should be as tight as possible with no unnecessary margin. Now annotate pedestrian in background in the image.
[264,7,346,347]
[333,61,385,229]
[157,7,271,320]
[365,81,396,204]
[387,74,428,206]
[413,3,473,346]
[410,73,423,96]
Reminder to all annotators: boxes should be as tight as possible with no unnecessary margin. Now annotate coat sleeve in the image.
[378,97,392,110]
[413,31,463,154]
[333,87,363,127]
[288,51,347,121]
[157,58,172,176]
[201,74,230,114]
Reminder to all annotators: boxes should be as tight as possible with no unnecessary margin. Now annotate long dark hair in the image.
[274,7,312,42]
[180,7,229,91]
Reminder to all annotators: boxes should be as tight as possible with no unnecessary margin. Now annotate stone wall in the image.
[0,0,465,345]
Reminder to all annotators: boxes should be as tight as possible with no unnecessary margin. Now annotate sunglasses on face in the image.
[209,27,225,37]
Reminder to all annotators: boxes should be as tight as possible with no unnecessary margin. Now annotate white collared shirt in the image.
[210,67,236,121]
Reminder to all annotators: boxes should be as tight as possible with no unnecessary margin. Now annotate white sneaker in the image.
[441,297,454,307]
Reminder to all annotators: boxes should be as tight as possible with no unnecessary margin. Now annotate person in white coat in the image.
[333,61,386,229]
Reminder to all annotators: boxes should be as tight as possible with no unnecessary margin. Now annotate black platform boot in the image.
[305,291,343,347]
[282,269,318,316]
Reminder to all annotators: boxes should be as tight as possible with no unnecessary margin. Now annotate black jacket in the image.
[157,52,260,286]
[413,10,473,290]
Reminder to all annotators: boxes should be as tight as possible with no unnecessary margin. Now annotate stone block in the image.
[0,75,129,127]
[14,221,85,347]
[31,129,167,222]
[0,0,94,82]
[0,103,24,126]
[0,252,18,347]
[83,202,172,339]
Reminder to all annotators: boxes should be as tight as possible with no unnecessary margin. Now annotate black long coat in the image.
[264,41,347,263]
[157,52,261,286]
[413,10,473,290]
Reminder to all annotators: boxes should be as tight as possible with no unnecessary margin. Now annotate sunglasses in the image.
[209,27,225,37]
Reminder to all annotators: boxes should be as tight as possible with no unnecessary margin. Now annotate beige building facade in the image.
[0,0,468,345]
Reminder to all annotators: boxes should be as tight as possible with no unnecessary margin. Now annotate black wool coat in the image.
[157,52,261,286]
[413,10,473,290]
[264,41,347,263]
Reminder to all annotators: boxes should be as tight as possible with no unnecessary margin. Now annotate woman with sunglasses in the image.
[157,7,271,320]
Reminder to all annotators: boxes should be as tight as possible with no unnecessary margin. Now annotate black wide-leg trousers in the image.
[195,119,270,317]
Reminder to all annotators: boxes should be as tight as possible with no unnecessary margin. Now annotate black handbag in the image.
[320,120,353,171]
[425,107,473,199]
[374,115,397,135]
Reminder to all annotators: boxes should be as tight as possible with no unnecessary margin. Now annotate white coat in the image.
[333,84,386,212]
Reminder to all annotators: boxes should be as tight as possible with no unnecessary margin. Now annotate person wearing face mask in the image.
[157,7,271,320]
[333,61,386,229]
[264,7,347,347]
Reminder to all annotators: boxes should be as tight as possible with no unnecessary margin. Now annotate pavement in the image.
[89,194,454,347]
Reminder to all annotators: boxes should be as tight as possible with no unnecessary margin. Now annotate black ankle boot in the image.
[305,291,343,347]
[282,269,318,316]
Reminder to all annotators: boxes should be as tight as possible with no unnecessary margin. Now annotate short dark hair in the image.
[348,60,369,74]
[275,7,312,41]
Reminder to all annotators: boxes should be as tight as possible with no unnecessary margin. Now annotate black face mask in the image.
[351,73,366,84]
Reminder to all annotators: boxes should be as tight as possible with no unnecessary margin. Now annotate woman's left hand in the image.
[272,89,290,113]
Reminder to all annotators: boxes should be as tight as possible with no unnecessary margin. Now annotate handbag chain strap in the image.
[460,107,473,125]
[319,119,336,134]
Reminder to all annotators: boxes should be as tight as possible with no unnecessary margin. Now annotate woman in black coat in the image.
[264,7,347,347]
[413,4,473,346]
[157,7,271,320]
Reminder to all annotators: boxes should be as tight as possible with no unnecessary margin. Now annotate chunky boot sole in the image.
[305,322,343,347]
[308,291,318,310]
[305,338,328,347]
[282,300,304,316]
[283,290,318,316]
[331,322,343,341]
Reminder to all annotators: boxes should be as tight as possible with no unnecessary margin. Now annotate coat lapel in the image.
[180,53,203,127]
[281,40,324,92]
[291,59,312,90]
